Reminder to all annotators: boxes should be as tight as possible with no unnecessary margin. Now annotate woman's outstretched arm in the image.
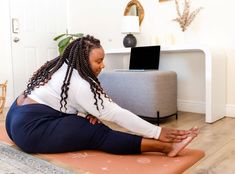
[74,80,195,142]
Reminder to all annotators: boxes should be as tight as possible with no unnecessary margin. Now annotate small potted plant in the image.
[53,31,83,55]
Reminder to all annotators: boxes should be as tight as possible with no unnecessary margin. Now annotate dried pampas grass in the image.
[173,0,203,32]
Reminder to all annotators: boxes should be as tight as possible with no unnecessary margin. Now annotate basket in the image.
[0,81,7,113]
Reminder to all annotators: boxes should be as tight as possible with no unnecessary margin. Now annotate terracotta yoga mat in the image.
[40,149,204,174]
[0,123,204,174]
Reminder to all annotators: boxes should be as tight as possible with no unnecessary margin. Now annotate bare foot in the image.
[167,133,197,157]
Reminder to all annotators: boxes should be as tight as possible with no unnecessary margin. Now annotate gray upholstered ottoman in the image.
[98,71,178,124]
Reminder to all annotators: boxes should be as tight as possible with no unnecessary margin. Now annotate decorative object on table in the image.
[0,81,7,113]
[123,0,145,26]
[121,16,140,48]
[173,0,203,32]
[53,31,83,55]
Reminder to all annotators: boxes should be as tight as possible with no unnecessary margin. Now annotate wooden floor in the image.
[161,112,235,174]
[1,108,235,174]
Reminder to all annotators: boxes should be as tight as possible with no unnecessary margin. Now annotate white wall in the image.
[154,0,235,117]
[67,0,127,49]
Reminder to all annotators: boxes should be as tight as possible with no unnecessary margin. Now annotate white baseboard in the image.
[226,104,235,117]
[177,99,205,114]
[177,102,235,117]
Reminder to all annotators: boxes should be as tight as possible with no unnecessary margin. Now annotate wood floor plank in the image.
[185,139,235,174]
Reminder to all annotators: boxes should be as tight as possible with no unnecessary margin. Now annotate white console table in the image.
[105,45,226,123]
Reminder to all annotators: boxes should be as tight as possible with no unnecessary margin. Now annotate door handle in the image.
[13,37,20,43]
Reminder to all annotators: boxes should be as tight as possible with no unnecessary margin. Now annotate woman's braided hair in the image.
[23,35,109,112]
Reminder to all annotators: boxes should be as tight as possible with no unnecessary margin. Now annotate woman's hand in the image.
[158,127,199,143]
[86,114,101,125]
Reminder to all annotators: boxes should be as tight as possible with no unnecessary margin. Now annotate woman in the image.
[5,35,198,156]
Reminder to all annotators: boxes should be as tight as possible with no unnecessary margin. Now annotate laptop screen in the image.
[129,45,161,70]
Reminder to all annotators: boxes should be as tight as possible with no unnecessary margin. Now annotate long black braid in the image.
[23,35,109,112]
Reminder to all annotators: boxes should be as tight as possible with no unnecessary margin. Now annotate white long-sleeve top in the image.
[29,63,162,139]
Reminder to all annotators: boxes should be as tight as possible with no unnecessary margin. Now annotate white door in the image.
[10,0,68,97]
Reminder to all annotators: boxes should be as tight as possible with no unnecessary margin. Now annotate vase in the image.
[172,29,197,45]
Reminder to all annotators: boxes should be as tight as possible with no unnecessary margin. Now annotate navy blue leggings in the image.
[5,100,142,154]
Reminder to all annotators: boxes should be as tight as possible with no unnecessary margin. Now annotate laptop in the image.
[115,45,161,72]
